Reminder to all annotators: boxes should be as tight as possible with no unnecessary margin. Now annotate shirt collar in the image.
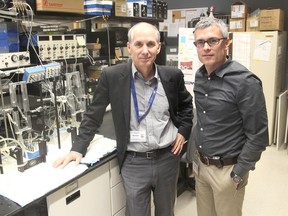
[131,63,159,80]
[214,59,232,78]
[200,59,232,78]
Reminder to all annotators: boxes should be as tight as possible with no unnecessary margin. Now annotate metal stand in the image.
[67,126,77,146]
[10,139,47,172]
[53,78,61,149]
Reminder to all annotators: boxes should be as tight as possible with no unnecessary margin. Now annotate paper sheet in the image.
[253,39,272,61]
[232,33,251,69]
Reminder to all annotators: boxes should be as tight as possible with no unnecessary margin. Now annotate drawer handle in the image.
[66,190,80,205]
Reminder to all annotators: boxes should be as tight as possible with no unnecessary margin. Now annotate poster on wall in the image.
[178,27,202,96]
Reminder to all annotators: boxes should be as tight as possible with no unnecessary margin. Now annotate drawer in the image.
[47,163,111,216]
[111,182,126,215]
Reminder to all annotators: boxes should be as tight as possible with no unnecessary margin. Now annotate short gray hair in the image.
[127,22,160,43]
[194,17,229,38]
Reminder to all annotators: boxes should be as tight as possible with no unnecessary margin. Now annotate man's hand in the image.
[171,133,186,155]
[53,151,83,168]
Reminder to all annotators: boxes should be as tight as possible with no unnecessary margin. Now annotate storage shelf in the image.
[33,11,163,23]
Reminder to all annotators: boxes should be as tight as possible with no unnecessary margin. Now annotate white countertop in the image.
[0,131,116,207]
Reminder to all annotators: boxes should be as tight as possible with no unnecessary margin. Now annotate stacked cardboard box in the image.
[36,0,84,14]
[246,9,260,32]
[229,1,249,32]
[260,9,284,31]
[113,0,127,17]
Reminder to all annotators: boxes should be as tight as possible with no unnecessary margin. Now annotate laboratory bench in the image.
[0,111,194,216]
[0,152,121,216]
[0,111,125,216]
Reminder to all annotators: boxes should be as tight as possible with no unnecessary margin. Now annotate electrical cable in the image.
[23,2,34,51]
[0,1,105,147]
[86,48,96,65]
[75,15,101,23]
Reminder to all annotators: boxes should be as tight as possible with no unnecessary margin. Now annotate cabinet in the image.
[46,163,112,216]
[231,31,287,144]
[110,158,126,216]
[46,157,126,216]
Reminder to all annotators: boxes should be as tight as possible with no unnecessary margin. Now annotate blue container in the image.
[0,39,9,53]
[0,22,19,52]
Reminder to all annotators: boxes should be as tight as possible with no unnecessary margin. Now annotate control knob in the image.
[11,54,18,62]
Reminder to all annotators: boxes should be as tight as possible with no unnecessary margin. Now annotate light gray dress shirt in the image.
[127,63,178,152]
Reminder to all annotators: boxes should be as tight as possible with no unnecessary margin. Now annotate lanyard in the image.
[131,78,158,122]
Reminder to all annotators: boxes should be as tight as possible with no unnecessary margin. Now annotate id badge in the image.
[130,130,146,142]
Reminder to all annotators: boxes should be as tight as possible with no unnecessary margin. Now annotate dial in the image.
[11,54,18,62]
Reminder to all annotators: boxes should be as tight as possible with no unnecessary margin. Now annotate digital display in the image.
[52,36,62,41]
[65,35,74,40]
[38,36,50,41]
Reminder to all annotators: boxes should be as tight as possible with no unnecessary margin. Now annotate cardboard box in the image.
[114,0,127,17]
[36,0,84,14]
[229,18,246,32]
[246,16,260,32]
[231,1,249,18]
[260,9,284,31]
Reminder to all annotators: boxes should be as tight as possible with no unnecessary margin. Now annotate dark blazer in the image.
[72,60,193,169]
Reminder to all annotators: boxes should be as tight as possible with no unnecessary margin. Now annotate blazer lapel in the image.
[158,67,175,102]
[119,63,132,129]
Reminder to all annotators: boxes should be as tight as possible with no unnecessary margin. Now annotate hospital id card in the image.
[130,131,146,142]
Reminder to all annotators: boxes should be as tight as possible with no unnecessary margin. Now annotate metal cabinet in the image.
[46,163,111,216]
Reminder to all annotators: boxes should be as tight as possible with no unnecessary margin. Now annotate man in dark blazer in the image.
[54,22,193,216]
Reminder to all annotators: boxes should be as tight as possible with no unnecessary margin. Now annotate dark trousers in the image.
[121,150,180,216]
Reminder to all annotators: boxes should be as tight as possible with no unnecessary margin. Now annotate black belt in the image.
[126,146,172,159]
[199,152,238,168]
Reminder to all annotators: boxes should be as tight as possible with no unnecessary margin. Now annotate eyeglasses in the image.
[193,37,227,48]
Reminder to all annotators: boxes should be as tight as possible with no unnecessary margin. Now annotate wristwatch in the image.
[230,171,243,184]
